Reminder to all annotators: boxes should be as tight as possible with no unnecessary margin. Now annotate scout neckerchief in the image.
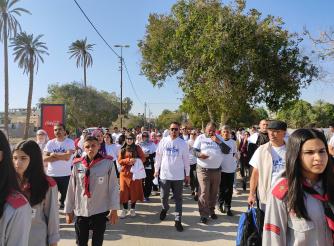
[81,153,104,198]
[302,181,334,239]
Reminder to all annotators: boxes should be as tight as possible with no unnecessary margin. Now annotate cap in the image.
[142,131,149,137]
[37,129,47,135]
[267,120,287,131]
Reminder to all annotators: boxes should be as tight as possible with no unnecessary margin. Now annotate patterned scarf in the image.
[81,153,104,198]
[303,181,334,241]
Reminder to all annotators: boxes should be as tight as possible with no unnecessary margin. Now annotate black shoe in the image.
[242,180,247,191]
[191,191,195,196]
[210,213,218,220]
[219,205,226,214]
[226,209,233,216]
[160,209,167,221]
[194,194,198,201]
[175,220,183,232]
[200,217,208,224]
[59,204,64,209]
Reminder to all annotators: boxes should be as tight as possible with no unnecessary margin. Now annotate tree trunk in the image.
[24,55,34,139]
[220,110,230,125]
[3,14,9,138]
[207,104,214,122]
[83,56,87,87]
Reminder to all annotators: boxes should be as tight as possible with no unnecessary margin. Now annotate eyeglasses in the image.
[170,128,179,131]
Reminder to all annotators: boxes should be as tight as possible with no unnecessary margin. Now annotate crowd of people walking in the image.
[1,119,334,245]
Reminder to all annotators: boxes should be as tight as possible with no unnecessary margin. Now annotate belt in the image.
[197,166,221,171]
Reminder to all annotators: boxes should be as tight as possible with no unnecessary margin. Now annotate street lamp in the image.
[114,44,130,128]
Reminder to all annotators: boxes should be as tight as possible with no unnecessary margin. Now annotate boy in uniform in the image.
[64,136,119,246]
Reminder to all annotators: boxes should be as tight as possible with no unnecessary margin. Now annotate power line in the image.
[73,0,145,107]
[123,59,144,105]
[73,0,120,58]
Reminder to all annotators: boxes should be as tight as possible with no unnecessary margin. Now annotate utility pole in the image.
[114,44,129,128]
[144,102,147,126]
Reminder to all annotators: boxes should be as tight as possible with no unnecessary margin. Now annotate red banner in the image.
[40,104,65,138]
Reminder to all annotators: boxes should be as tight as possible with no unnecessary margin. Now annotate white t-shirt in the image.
[112,132,122,143]
[188,139,197,165]
[154,136,190,180]
[139,141,156,170]
[249,144,286,186]
[220,139,238,173]
[105,144,117,158]
[329,135,334,148]
[44,138,75,177]
[193,134,224,169]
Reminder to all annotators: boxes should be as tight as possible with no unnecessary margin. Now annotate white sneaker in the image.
[233,188,241,195]
[119,209,128,219]
[130,209,136,217]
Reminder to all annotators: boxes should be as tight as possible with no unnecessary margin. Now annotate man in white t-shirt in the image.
[154,122,190,232]
[112,127,122,144]
[328,123,334,157]
[44,123,75,209]
[193,122,227,224]
[218,125,237,216]
[247,120,287,210]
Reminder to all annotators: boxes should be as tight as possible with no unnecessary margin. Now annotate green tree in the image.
[139,0,318,124]
[155,109,183,129]
[11,32,48,139]
[311,100,334,127]
[39,83,131,132]
[276,100,314,128]
[68,38,94,87]
[0,0,30,136]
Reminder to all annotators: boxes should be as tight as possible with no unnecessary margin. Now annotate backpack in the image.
[236,207,265,246]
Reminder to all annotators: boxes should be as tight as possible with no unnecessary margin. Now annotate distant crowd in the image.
[1,120,334,245]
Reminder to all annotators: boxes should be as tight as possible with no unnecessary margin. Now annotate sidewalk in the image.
[59,187,248,245]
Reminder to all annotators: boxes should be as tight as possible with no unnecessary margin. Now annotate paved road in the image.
[59,186,248,246]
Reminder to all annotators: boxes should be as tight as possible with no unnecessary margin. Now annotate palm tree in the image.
[0,0,30,137]
[68,38,94,87]
[11,32,48,139]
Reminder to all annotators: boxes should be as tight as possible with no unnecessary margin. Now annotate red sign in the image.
[40,104,65,138]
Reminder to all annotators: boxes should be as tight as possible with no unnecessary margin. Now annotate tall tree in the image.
[68,38,94,87]
[40,83,131,131]
[11,32,48,139]
[0,0,30,136]
[139,0,318,124]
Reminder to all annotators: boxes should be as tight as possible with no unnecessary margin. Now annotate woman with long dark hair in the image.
[239,131,250,191]
[13,140,60,246]
[263,128,334,245]
[118,133,145,218]
[0,131,31,245]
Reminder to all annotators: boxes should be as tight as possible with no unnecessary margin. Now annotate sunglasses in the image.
[170,128,179,131]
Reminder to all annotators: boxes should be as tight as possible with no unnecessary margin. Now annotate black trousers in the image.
[239,155,250,178]
[190,164,199,192]
[75,211,109,246]
[52,175,70,205]
[218,172,235,209]
[142,168,154,198]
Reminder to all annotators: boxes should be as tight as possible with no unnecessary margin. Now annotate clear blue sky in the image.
[0,0,333,117]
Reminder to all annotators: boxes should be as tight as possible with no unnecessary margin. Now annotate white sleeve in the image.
[193,135,201,149]
[249,148,260,168]
[329,136,334,147]
[154,139,163,172]
[44,141,52,153]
